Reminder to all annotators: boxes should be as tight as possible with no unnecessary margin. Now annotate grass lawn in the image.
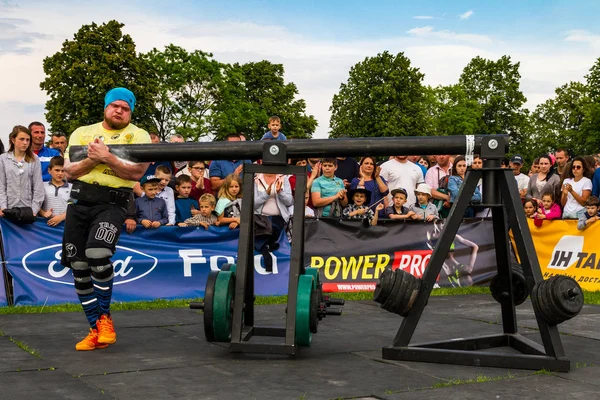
[1,285,597,315]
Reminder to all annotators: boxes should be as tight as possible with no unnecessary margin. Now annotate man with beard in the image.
[62,87,151,351]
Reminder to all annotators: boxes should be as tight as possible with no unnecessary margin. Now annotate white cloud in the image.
[459,10,474,20]
[564,30,600,49]
[407,26,493,45]
[413,16,434,20]
[0,2,598,146]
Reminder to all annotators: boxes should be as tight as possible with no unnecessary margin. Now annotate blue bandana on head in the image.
[104,87,136,112]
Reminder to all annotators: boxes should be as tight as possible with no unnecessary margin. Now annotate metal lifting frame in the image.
[229,142,308,354]
[382,136,570,372]
[69,134,569,366]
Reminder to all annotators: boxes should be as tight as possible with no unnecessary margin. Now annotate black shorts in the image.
[61,201,127,267]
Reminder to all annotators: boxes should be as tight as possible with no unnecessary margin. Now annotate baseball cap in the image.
[510,154,524,164]
[140,175,161,185]
[391,188,408,198]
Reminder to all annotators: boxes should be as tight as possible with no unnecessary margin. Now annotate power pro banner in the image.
[303,218,498,292]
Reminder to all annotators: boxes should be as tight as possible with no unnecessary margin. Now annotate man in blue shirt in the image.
[29,122,60,181]
[209,133,251,191]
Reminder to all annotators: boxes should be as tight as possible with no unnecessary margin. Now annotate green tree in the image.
[529,82,590,156]
[586,57,600,102]
[329,51,430,138]
[430,85,482,136]
[459,55,528,147]
[40,20,157,135]
[142,45,223,141]
[212,61,317,140]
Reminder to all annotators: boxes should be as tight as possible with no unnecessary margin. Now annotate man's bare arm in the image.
[87,140,149,181]
[64,158,99,181]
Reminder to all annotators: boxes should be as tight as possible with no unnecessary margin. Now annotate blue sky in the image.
[0,0,599,144]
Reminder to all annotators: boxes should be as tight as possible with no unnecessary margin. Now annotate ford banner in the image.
[0,219,291,306]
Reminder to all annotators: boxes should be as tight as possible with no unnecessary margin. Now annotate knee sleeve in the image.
[86,248,114,281]
[71,264,93,295]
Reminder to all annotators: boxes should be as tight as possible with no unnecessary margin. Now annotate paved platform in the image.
[0,294,599,399]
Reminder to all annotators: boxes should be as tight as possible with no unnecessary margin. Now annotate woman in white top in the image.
[561,156,592,219]
[0,126,44,218]
[254,173,294,272]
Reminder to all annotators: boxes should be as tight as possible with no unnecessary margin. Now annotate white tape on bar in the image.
[465,135,475,166]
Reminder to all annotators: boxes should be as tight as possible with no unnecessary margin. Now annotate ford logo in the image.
[22,244,158,285]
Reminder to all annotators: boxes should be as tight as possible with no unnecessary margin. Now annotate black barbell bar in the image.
[69,135,508,163]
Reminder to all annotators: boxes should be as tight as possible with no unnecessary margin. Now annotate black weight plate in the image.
[374,268,394,304]
[310,287,319,334]
[404,277,421,314]
[398,274,419,317]
[221,263,234,272]
[489,274,502,303]
[534,281,554,324]
[553,275,584,317]
[389,271,412,316]
[544,276,566,324]
[203,270,219,342]
[531,281,542,318]
[512,271,529,306]
[381,270,401,312]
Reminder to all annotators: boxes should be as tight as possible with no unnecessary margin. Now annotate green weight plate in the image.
[221,263,237,273]
[553,276,584,317]
[296,275,314,346]
[203,271,219,342]
[213,271,235,342]
[381,270,401,312]
[305,267,321,285]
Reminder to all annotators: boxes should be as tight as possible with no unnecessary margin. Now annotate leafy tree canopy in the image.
[329,51,430,138]
[40,20,157,135]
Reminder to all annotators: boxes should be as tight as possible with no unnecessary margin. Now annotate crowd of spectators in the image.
[1,117,599,236]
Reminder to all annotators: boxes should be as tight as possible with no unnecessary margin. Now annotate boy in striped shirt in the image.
[39,156,72,226]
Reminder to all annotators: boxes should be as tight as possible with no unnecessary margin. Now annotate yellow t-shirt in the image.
[65,122,151,188]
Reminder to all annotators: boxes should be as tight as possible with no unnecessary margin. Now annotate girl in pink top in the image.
[534,191,562,227]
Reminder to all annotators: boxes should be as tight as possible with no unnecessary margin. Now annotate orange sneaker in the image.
[75,328,109,351]
[97,314,116,344]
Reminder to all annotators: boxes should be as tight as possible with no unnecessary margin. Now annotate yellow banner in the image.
[527,220,600,290]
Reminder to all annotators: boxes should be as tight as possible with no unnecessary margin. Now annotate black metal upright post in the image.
[229,142,308,355]
[383,136,571,372]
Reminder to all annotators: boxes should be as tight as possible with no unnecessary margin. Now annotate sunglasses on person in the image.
[572,165,582,170]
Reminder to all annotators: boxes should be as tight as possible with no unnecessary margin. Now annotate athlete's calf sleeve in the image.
[86,248,114,315]
[71,261,99,329]
[71,261,93,295]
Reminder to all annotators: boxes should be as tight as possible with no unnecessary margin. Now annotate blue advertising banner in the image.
[0,267,6,306]
[0,219,290,306]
